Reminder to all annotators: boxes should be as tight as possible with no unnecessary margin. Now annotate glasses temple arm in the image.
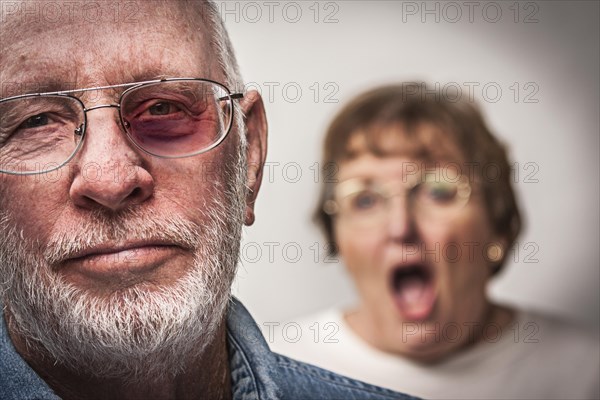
[218,93,244,101]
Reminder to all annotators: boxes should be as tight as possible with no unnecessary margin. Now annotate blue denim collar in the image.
[0,304,61,399]
[227,297,280,399]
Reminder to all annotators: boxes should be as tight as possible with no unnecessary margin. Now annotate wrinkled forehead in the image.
[0,1,218,97]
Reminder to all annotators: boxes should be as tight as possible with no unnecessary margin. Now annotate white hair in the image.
[190,1,247,150]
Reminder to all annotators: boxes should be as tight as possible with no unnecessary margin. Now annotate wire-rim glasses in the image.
[323,170,472,228]
[0,78,244,175]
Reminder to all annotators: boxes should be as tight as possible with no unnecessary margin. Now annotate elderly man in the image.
[0,1,415,399]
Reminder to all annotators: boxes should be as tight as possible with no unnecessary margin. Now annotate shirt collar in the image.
[0,306,61,399]
[226,297,282,400]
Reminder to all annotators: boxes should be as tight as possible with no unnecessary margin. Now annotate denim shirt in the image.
[1,298,418,399]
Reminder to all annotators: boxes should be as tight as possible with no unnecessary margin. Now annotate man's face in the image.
[0,2,264,380]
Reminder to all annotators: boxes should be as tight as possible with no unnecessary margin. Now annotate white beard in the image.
[0,142,248,382]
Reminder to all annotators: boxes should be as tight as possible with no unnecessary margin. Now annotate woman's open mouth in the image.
[390,263,437,321]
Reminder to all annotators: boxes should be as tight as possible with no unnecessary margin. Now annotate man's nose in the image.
[69,108,154,212]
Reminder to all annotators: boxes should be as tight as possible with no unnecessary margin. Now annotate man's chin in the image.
[8,265,231,381]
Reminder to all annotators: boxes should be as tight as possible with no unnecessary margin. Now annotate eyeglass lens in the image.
[120,80,232,158]
[0,80,233,174]
[0,95,85,174]
[335,176,470,227]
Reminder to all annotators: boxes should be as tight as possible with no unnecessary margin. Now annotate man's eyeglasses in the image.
[0,78,243,175]
[323,171,472,228]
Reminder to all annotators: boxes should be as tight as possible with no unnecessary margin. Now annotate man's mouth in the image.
[58,241,188,282]
[65,241,184,261]
[390,263,437,321]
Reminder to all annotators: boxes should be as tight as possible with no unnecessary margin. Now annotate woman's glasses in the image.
[324,170,472,228]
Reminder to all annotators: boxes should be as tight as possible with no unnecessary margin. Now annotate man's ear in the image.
[239,90,268,226]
